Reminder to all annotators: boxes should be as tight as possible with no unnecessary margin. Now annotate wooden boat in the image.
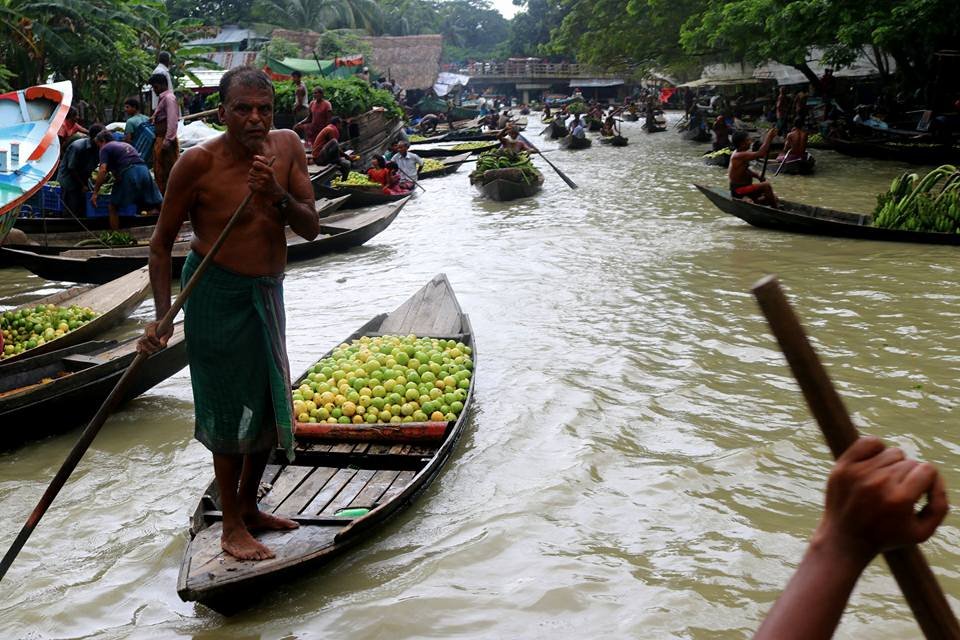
[558,135,592,150]
[418,152,471,180]
[314,183,411,210]
[476,171,544,201]
[824,135,960,165]
[0,81,72,243]
[2,199,404,284]
[407,133,448,146]
[0,325,187,450]
[622,112,639,122]
[762,152,817,175]
[15,213,161,235]
[702,149,731,168]
[643,122,668,133]
[176,274,475,612]
[544,119,568,140]
[0,266,149,363]
[599,135,628,147]
[586,118,602,132]
[441,128,500,142]
[694,184,960,245]
[415,142,498,158]
[681,126,711,142]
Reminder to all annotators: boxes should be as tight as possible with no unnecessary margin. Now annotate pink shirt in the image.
[153,90,179,142]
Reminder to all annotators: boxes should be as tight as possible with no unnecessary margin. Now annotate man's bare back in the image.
[784,128,808,159]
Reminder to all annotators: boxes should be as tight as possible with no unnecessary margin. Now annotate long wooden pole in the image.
[0,159,272,583]
[751,275,960,640]
[518,134,578,190]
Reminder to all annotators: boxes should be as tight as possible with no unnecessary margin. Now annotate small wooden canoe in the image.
[15,214,161,235]
[418,152,471,179]
[0,81,72,243]
[762,152,817,175]
[622,112,639,122]
[477,172,544,201]
[695,184,960,245]
[544,120,568,140]
[313,183,411,210]
[599,135,629,147]
[0,324,187,450]
[825,136,960,165]
[2,198,402,284]
[415,142,498,158]
[559,135,592,150]
[177,274,475,612]
[0,266,150,363]
[681,126,711,142]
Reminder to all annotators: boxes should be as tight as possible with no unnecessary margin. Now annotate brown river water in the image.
[1,114,958,639]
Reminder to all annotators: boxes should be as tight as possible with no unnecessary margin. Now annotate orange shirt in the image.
[367,167,390,185]
[311,124,340,158]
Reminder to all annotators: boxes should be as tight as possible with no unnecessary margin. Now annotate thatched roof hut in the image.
[359,35,443,90]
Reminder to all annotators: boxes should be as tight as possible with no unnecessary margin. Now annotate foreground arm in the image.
[137,151,195,353]
[249,131,318,241]
[744,127,778,162]
[90,163,109,207]
[755,436,948,640]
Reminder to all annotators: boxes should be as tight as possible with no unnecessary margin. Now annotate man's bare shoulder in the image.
[269,128,303,153]
[176,139,218,174]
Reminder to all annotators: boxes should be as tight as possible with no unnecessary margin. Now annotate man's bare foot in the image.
[221,524,275,561]
[243,509,300,532]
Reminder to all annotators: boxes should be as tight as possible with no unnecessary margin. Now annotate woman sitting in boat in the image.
[728,128,779,208]
[382,161,412,195]
[366,155,391,186]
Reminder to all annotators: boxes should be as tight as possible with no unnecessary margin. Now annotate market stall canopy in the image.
[434,72,470,97]
[179,68,228,90]
[359,35,443,90]
[753,48,897,85]
[569,79,624,88]
[264,57,358,79]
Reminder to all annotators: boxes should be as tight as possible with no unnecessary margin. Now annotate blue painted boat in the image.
[0,81,72,242]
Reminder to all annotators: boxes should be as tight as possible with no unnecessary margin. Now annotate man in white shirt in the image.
[392,141,423,186]
[151,51,174,110]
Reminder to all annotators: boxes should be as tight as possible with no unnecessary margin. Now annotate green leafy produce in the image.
[292,334,473,425]
[808,133,824,145]
[1,304,99,358]
[89,170,115,195]
[703,148,732,158]
[873,165,960,233]
[331,171,379,187]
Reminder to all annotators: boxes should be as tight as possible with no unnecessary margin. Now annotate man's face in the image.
[313,89,323,101]
[292,74,301,85]
[150,83,164,95]
[124,104,135,117]
[397,143,409,155]
[219,85,274,151]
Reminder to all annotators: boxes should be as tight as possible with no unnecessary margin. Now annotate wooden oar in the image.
[773,146,791,177]
[397,166,427,192]
[518,134,577,190]
[181,108,218,123]
[751,275,960,640]
[0,159,273,584]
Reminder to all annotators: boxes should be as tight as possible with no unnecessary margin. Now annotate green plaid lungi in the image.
[182,251,295,461]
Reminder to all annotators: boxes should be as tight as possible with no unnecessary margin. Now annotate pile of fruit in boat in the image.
[470,149,542,185]
[293,334,473,425]
[420,158,447,173]
[874,165,960,233]
[451,141,493,151]
[89,170,115,194]
[331,171,380,187]
[1,304,99,358]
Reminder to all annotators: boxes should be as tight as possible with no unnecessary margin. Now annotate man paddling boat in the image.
[138,67,320,561]
[728,127,778,208]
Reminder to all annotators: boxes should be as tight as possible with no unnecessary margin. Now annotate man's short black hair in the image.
[218,66,274,105]
[732,131,750,147]
[330,116,341,125]
[158,51,171,65]
[95,130,114,144]
[291,70,302,78]
[148,73,168,90]
[124,97,141,111]
[88,123,104,140]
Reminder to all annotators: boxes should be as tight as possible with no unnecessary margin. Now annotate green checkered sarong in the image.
[182,251,295,461]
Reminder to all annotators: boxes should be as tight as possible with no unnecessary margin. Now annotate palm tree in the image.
[255,0,383,33]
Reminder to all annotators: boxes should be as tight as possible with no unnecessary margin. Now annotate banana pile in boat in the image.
[469,149,542,186]
[873,165,960,233]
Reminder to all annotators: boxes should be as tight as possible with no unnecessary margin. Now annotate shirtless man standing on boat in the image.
[728,127,779,208]
[780,118,808,163]
[138,67,320,561]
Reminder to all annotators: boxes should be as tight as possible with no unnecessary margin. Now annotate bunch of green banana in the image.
[873,165,960,233]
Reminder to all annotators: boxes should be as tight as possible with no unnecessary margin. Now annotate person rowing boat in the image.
[778,119,809,164]
[138,67,320,562]
[728,127,778,207]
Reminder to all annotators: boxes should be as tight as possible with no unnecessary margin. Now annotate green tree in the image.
[437,0,509,62]
[377,0,440,36]
[506,0,564,58]
[252,0,383,32]
[165,0,254,24]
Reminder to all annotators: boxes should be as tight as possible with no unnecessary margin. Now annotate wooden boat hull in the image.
[415,143,498,158]
[312,183,409,210]
[544,120,568,140]
[558,135,592,150]
[478,178,542,201]
[0,267,150,363]
[0,81,72,243]
[418,152,471,179]
[767,153,816,175]
[695,184,960,245]
[682,127,711,142]
[0,326,187,450]
[1,199,402,284]
[599,135,628,146]
[825,136,960,165]
[622,112,639,122]
[15,214,161,235]
[176,274,475,612]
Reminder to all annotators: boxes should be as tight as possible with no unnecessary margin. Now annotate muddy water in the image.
[1,115,958,639]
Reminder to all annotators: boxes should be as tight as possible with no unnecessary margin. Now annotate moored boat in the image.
[0,325,188,450]
[0,81,72,243]
[763,152,817,175]
[622,112,639,122]
[314,183,411,210]
[558,135,592,150]
[694,184,960,245]
[15,213,161,235]
[599,135,628,147]
[2,199,404,284]
[176,274,475,612]
[824,135,960,165]
[418,152,472,179]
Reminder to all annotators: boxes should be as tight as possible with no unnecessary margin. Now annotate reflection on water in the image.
[1,114,958,639]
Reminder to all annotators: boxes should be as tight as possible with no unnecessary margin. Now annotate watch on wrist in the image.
[273,192,290,213]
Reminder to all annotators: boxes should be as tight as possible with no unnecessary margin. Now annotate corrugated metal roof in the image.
[187,27,267,47]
